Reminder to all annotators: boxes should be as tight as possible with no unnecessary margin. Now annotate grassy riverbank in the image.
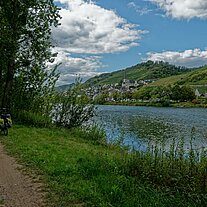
[1,126,207,206]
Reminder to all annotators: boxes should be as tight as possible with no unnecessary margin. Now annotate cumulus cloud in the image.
[49,47,104,85]
[146,49,207,68]
[150,0,207,19]
[53,0,146,54]
[57,71,103,86]
[51,0,146,85]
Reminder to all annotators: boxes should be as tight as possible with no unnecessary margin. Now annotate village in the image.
[83,79,155,101]
[83,78,207,103]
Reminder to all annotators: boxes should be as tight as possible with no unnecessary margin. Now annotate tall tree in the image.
[0,0,60,110]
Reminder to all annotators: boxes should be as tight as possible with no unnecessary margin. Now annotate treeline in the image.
[138,60,190,79]
[133,85,196,102]
[94,85,196,105]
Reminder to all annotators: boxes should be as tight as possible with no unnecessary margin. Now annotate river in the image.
[94,105,207,151]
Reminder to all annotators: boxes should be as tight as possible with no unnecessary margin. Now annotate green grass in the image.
[86,68,150,86]
[149,74,188,86]
[1,126,207,206]
[151,66,207,87]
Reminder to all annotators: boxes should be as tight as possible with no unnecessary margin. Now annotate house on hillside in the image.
[122,79,138,89]
[195,89,200,97]
[195,88,207,98]
[122,79,155,90]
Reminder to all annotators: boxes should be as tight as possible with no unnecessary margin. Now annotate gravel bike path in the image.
[0,144,45,207]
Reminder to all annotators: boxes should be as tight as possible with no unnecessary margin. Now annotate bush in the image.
[52,81,96,129]
[14,110,52,127]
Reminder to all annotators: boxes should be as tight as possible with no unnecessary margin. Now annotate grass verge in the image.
[0,125,206,206]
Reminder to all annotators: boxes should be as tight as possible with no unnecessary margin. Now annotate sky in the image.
[51,0,207,86]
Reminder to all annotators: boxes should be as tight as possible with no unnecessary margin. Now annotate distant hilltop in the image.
[55,83,74,92]
[56,61,207,93]
[84,61,192,87]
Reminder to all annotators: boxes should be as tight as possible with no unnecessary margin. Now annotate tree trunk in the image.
[1,57,15,108]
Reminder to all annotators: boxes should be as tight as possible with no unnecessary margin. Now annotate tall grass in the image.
[121,135,207,204]
[13,110,52,127]
[71,124,107,145]
[1,125,207,206]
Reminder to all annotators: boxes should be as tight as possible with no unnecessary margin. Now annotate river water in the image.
[94,105,207,151]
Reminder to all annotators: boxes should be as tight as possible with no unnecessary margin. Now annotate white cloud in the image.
[51,0,146,85]
[146,48,207,68]
[49,48,104,85]
[150,0,207,19]
[53,0,146,54]
[57,71,103,86]
[128,1,152,15]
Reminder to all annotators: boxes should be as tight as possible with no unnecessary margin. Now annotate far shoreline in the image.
[98,101,207,108]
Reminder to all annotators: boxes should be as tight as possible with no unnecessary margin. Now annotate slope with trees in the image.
[84,61,192,87]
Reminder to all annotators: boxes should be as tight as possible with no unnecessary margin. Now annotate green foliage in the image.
[150,85,172,99]
[182,69,207,85]
[0,0,60,115]
[142,61,189,79]
[1,125,206,206]
[171,85,196,101]
[14,110,52,127]
[72,124,107,145]
[52,81,96,128]
[85,61,191,87]
[132,86,153,100]
[120,91,133,100]
[153,65,207,86]
[132,85,196,102]
[110,90,121,101]
[12,66,59,115]
[93,93,108,104]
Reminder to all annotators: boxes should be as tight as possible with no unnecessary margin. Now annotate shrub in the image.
[52,81,96,129]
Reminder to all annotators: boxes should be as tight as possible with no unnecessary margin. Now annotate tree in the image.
[172,85,195,101]
[121,91,132,100]
[110,90,120,101]
[93,93,107,104]
[132,87,153,100]
[0,0,60,111]
[150,85,172,100]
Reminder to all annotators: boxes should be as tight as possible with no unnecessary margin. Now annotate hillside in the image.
[84,61,191,86]
[55,83,74,92]
[150,65,207,87]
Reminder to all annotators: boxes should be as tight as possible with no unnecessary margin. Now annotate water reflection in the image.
[94,105,207,151]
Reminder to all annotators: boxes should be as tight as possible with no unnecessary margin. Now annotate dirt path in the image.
[0,144,45,207]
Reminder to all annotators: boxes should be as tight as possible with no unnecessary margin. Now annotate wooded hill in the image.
[57,61,207,92]
[84,61,193,86]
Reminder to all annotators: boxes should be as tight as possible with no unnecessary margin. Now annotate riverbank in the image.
[1,125,207,206]
[104,100,207,108]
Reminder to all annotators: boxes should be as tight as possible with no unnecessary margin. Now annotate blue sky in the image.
[52,0,207,85]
